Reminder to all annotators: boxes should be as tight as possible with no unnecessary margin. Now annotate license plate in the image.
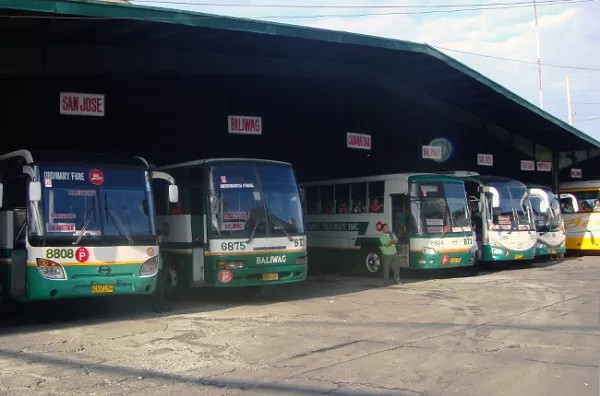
[92,284,114,294]
[450,257,461,264]
[262,273,279,281]
[514,254,523,260]
[551,249,557,254]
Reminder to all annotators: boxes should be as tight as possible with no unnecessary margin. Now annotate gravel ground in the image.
[0,257,598,396]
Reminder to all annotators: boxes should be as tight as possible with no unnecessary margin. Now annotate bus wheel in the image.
[164,264,184,298]
[362,248,382,277]
[469,262,479,276]
[150,269,171,313]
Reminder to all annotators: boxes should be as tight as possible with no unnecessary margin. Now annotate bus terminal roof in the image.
[1,0,598,153]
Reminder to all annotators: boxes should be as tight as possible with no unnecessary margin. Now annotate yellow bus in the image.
[559,181,600,252]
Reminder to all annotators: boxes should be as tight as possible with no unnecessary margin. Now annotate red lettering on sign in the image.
[75,247,90,263]
[228,116,262,135]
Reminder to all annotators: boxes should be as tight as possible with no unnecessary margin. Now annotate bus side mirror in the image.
[29,181,42,202]
[0,183,3,208]
[299,188,306,203]
[168,185,179,204]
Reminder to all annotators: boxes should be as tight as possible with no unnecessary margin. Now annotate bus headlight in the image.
[295,256,308,265]
[36,258,67,280]
[536,243,546,249]
[491,247,504,255]
[422,247,437,255]
[140,256,160,277]
[217,260,244,270]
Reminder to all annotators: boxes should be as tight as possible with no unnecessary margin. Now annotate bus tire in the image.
[150,269,171,313]
[163,262,186,299]
[361,246,382,277]
[469,262,479,276]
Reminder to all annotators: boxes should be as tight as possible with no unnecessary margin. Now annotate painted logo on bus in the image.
[257,255,287,264]
[305,222,369,234]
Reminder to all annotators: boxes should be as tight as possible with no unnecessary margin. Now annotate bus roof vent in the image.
[435,171,480,177]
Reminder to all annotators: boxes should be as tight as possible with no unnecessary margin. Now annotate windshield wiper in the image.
[267,212,293,241]
[246,207,264,244]
[104,194,134,245]
[73,205,97,245]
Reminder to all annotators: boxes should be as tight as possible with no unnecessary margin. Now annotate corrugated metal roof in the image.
[2,0,598,151]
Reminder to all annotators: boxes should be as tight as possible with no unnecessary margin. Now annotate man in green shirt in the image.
[379,223,401,285]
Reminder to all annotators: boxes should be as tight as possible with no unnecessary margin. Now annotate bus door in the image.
[11,208,27,300]
[1,174,30,301]
[391,194,409,268]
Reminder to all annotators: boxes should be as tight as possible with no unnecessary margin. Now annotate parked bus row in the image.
[0,151,596,310]
[301,171,568,276]
[0,152,308,310]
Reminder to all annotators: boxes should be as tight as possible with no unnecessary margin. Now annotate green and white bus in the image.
[443,172,537,263]
[0,150,178,306]
[155,158,307,294]
[300,173,478,276]
[527,184,566,259]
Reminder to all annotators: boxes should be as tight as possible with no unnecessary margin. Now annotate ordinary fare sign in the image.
[60,92,105,117]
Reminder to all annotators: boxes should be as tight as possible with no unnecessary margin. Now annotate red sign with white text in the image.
[228,115,262,135]
[60,92,105,116]
[89,169,104,186]
[75,247,90,263]
[521,160,535,171]
[346,133,371,150]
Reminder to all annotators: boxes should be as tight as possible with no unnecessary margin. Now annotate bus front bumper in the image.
[482,246,536,262]
[26,264,157,301]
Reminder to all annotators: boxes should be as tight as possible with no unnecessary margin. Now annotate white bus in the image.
[527,184,566,258]
[154,158,307,294]
[441,172,537,263]
[300,173,478,276]
[0,150,178,310]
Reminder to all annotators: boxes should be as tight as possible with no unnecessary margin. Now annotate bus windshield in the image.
[530,189,563,232]
[209,163,304,238]
[33,165,155,242]
[411,182,471,235]
[489,183,534,230]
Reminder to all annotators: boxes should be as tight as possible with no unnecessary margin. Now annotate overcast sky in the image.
[131,0,600,141]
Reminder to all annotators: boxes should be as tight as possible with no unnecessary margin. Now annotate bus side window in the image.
[351,183,366,214]
[335,184,350,214]
[305,187,320,214]
[320,185,334,215]
[368,181,384,213]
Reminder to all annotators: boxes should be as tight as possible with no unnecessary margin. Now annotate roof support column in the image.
[552,152,560,193]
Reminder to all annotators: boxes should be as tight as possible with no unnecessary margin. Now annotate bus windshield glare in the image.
[489,183,533,230]
[209,164,304,238]
[32,166,155,241]
[411,182,471,235]
[530,190,563,232]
